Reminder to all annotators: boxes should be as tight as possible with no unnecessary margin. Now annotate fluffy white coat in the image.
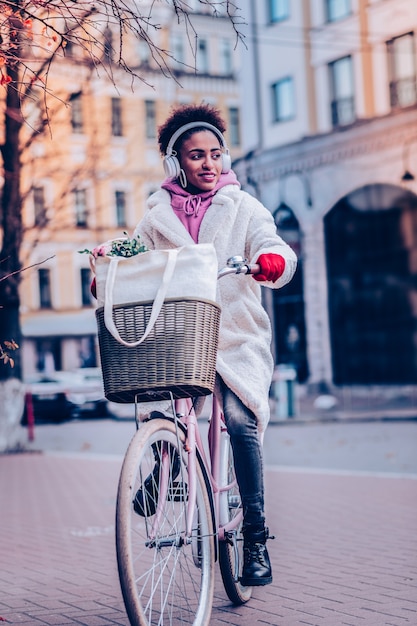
[134,184,297,432]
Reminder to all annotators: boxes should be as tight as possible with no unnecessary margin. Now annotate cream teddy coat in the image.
[134,184,297,433]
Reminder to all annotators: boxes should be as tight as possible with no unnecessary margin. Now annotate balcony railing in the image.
[331,96,356,127]
[390,78,417,109]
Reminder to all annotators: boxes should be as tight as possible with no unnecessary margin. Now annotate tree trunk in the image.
[0,9,26,451]
[0,378,26,452]
[0,12,23,382]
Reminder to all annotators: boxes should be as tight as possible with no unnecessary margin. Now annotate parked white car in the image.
[23,368,109,423]
[23,373,75,424]
[63,368,109,419]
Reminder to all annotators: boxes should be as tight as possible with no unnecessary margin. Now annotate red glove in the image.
[90,277,97,299]
[254,254,285,283]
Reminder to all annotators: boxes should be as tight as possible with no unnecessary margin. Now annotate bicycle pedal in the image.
[228,495,241,508]
[224,531,237,545]
[168,482,189,501]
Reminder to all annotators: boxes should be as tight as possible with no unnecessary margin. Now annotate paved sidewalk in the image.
[1,452,416,626]
[269,386,417,425]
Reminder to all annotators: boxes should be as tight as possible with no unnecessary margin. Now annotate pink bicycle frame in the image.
[166,395,243,543]
[147,256,259,542]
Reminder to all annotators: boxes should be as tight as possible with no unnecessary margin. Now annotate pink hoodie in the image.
[162,171,240,242]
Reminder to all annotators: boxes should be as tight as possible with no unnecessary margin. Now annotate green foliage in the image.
[79,232,148,258]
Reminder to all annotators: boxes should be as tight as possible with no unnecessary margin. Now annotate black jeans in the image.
[218,379,265,531]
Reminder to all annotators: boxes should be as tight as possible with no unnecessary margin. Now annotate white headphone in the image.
[163,121,231,179]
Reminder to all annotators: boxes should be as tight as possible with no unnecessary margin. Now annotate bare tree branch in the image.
[0,1,245,110]
[0,254,55,281]
[0,0,245,382]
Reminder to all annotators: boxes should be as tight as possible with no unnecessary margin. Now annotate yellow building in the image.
[18,5,243,376]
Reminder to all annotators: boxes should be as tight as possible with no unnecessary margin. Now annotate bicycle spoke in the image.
[116,418,215,625]
[218,432,253,605]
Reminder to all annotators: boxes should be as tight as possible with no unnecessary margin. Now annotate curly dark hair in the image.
[158,103,227,155]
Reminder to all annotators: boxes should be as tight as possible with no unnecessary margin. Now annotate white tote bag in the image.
[93,243,218,348]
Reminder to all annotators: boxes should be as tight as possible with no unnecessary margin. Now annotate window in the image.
[74,189,88,227]
[269,0,289,23]
[70,92,83,133]
[115,190,127,226]
[171,34,185,70]
[38,269,52,309]
[329,56,356,126]
[103,27,114,63]
[138,38,151,65]
[228,107,241,146]
[326,0,351,22]
[387,33,417,109]
[111,97,123,136]
[36,338,60,371]
[219,39,233,75]
[272,77,295,122]
[196,39,209,74]
[80,268,93,307]
[63,38,74,57]
[78,336,97,368]
[145,100,156,139]
[33,186,46,226]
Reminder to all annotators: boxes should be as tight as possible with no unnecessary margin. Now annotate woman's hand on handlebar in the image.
[253,254,285,283]
[218,253,286,282]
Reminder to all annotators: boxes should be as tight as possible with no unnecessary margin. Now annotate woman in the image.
[134,103,297,586]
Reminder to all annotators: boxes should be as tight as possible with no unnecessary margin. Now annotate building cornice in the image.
[242,106,417,183]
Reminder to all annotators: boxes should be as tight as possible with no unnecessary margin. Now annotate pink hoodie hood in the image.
[162,170,240,242]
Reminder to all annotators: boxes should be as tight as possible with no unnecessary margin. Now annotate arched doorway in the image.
[324,184,417,384]
[273,204,309,383]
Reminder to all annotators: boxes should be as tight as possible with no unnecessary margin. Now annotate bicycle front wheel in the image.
[218,431,253,605]
[116,417,215,626]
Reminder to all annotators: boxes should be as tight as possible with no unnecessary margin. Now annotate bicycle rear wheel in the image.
[116,417,215,626]
[218,431,253,605]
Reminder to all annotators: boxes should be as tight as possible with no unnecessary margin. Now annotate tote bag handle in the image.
[103,248,179,348]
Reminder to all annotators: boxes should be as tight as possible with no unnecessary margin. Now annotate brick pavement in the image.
[1,452,416,626]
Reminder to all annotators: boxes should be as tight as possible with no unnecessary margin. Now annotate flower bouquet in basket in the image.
[79,232,148,260]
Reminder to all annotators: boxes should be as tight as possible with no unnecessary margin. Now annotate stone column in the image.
[302,220,333,390]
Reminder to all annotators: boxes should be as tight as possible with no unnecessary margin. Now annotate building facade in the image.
[18,3,243,377]
[235,0,417,394]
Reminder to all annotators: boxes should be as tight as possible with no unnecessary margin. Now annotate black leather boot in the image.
[133,442,180,517]
[240,527,273,587]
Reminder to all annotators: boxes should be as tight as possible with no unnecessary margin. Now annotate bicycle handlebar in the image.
[218,256,260,279]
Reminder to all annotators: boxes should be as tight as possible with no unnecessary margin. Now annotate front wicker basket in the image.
[96,298,221,403]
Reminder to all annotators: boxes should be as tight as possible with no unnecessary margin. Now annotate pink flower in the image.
[91,242,113,258]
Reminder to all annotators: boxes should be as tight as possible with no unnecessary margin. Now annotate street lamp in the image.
[401,136,417,182]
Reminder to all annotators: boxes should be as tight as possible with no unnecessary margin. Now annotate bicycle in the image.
[115,255,260,626]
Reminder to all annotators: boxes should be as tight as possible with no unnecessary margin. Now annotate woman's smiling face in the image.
[178,130,223,193]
